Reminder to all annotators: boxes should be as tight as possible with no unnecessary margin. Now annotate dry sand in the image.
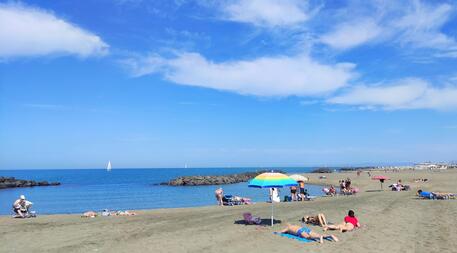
[1,170,457,253]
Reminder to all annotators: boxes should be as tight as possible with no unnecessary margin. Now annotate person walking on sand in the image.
[215,188,224,206]
[324,210,360,232]
[277,224,338,243]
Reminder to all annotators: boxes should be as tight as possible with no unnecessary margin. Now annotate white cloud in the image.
[0,4,108,58]
[222,0,311,27]
[394,2,457,50]
[320,19,383,50]
[123,52,356,97]
[328,78,457,110]
[318,1,457,56]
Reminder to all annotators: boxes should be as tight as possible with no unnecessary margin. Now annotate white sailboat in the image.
[106,161,112,172]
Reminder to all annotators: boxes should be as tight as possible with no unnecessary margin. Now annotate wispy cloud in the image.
[327,78,457,110]
[221,0,313,27]
[320,19,383,50]
[122,52,356,97]
[319,1,457,56]
[0,3,108,58]
[393,2,457,52]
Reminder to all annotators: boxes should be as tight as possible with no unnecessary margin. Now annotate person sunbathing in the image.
[302,213,327,227]
[82,211,98,218]
[417,190,455,199]
[278,224,338,243]
[323,210,360,232]
[114,210,137,216]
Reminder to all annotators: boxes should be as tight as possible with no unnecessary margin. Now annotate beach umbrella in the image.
[289,174,309,182]
[372,176,389,190]
[248,172,298,226]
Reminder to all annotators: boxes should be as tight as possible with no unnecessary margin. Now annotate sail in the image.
[107,161,112,171]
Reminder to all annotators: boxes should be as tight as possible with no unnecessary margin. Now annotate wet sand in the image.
[1,170,456,253]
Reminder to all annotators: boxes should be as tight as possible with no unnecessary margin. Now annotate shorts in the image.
[300,188,305,194]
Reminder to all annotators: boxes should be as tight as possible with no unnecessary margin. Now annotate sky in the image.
[1,0,457,169]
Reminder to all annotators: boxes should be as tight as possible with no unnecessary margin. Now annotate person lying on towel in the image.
[417,190,455,199]
[277,224,338,243]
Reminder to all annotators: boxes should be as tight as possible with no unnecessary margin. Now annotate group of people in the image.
[279,210,361,243]
[215,187,252,206]
[81,209,137,218]
[322,185,337,196]
[12,195,35,218]
[339,178,358,195]
[289,181,308,201]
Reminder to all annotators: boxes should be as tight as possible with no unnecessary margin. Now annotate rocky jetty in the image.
[310,168,334,173]
[0,177,60,189]
[340,167,376,171]
[161,170,279,186]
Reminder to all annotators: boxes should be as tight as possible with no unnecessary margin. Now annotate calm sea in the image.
[0,168,327,215]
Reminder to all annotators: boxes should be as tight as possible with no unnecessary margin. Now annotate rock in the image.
[0,176,61,190]
[311,168,334,173]
[161,170,283,186]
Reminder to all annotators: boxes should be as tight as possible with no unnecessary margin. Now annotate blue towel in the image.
[273,232,333,243]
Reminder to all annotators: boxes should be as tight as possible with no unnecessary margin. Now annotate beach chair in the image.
[243,212,261,225]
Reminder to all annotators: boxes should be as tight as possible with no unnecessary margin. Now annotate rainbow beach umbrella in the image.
[248,172,298,226]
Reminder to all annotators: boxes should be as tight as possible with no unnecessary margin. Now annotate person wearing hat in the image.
[12,195,29,218]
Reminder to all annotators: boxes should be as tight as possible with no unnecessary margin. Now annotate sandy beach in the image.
[1,169,456,253]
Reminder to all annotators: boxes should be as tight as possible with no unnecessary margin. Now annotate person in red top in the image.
[324,210,360,232]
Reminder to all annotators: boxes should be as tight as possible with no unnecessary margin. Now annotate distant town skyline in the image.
[1,0,457,169]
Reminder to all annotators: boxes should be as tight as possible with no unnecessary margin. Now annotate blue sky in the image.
[1,0,457,169]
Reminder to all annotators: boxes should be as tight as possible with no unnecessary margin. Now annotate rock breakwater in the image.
[161,170,280,186]
[0,177,60,189]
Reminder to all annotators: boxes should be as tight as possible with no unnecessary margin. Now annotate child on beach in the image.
[278,224,338,243]
[324,210,360,232]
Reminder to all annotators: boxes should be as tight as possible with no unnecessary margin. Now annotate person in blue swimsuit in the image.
[278,224,339,243]
[418,189,455,199]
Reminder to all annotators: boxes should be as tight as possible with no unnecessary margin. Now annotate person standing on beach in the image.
[299,181,306,201]
[290,185,298,201]
[215,188,223,206]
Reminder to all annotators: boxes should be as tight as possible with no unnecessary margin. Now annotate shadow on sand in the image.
[234,218,282,226]
[365,190,383,192]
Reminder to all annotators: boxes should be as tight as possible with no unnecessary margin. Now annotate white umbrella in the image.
[289,174,309,182]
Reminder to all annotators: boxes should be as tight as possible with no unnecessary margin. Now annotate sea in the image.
[0,167,328,215]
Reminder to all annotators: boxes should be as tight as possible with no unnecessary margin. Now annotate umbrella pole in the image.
[271,201,274,226]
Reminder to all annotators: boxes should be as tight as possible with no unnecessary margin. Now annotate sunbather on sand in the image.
[114,210,137,216]
[278,224,338,243]
[417,190,455,199]
[302,213,327,227]
[82,211,98,218]
[323,210,360,232]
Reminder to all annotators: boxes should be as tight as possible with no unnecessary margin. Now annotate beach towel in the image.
[273,232,334,243]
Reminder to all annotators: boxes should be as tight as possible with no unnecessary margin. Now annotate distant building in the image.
[414,162,449,170]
